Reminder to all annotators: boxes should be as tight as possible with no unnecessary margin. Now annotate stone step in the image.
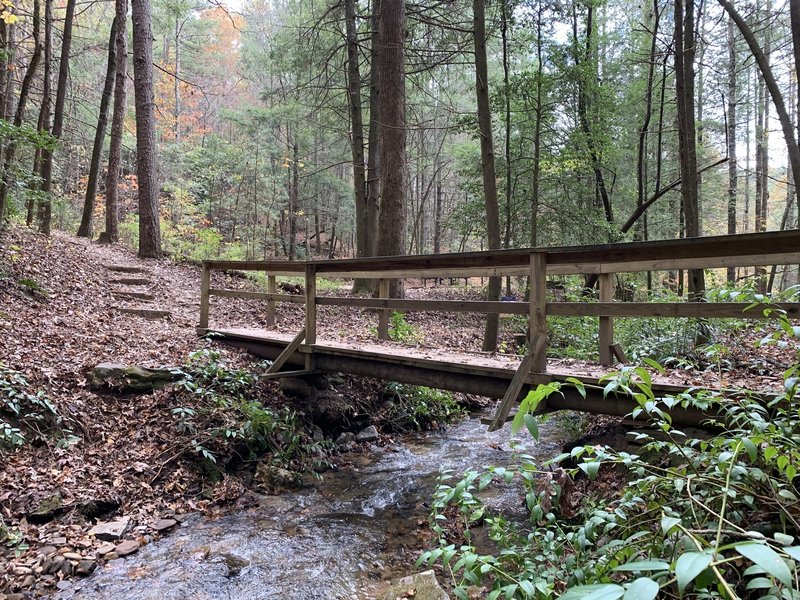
[105,265,148,274]
[111,290,155,301]
[109,277,151,286]
[114,307,170,320]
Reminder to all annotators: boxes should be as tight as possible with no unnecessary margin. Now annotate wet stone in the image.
[96,543,116,556]
[336,432,355,445]
[45,556,65,574]
[115,540,140,556]
[88,517,130,541]
[151,518,177,532]
[62,552,82,561]
[356,425,379,443]
[50,537,67,546]
[77,560,97,576]
[38,546,57,557]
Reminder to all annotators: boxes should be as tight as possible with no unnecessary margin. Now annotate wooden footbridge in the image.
[198,231,800,430]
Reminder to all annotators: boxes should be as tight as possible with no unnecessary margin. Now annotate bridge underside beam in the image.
[214,333,713,429]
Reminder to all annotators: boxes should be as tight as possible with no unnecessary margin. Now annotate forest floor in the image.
[0,226,793,597]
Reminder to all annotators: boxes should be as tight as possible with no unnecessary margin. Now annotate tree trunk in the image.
[100,0,128,244]
[38,0,76,235]
[675,0,705,300]
[131,0,162,258]
[531,0,544,248]
[719,0,800,207]
[375,0,406,297]
[77,18,118,239]
[790,0,800,149]
[0,0,41,224]
[474,0,502,351]
[573,2,613,226]
[347,0,370,292]
[365,0,381,260]
[726,18,738,283]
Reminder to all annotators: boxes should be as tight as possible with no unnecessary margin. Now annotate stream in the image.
[58,413,566,599]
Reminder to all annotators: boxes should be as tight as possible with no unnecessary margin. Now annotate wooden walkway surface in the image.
[209,327,715,428]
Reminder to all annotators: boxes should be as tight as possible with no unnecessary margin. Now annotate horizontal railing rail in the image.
[199,230,800,370]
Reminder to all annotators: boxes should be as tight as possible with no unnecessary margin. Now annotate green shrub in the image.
[421,301,800,599]
[0,364,59,449]
[381,382,465,432]
[172,350,327,472]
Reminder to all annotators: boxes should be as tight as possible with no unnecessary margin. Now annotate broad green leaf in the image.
[614,560,671,572]
[642,358,665,373]
[746,577,776,590]
[675,552,712,593]
[511,408,526,435]
[560,584,624,600]
[784,546,800,562]
[582,584,625,600]
[742,437,757,462]
[773,532,794,546]
[519,580,536,596]
[579,461,601,479]
[735,543,792,587]
[524,413,539,441]
[622,578,659,600]
[565,377,587,399]
[661,515,681,535]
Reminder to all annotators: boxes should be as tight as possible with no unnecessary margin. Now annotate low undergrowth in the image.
[421,302,800,599]
[169,349,329,476]
[381,382,467,432]
[0,363,61,449]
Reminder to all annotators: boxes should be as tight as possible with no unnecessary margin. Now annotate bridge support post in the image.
[378,279,390,340]
[530,253,547,372]
[305,264,317,370]
[266,274,276,328]
[599,272,614,366]
[199,262,211,331]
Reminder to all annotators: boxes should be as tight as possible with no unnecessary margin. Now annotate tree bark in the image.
[132,0,162,257]
[719,0,800,207]
[474,0,502,351]
[100,0,128,244]
[573,3,613,226]
[77,18,118,239]
[38,0,76,235]
[726,18,738,283]
[531,0,544,247]
[675,0,705,300]
[347,0,370,292]
[365,0,381,260]
[375,0,406,297]
[0,0,41,224]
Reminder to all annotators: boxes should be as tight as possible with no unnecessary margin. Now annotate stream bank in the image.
[53,413,567,599]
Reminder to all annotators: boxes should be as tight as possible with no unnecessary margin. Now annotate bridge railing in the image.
[199,230,800,370]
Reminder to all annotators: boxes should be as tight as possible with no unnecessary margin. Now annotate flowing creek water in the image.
[59,413,567,599]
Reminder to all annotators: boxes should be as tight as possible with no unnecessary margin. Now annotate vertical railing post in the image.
[266,274,276,328]
[599,272,614,366]
[378,278,390,340]
[305,264,317,370]
[199,262,211,332]
[530,253,547,372]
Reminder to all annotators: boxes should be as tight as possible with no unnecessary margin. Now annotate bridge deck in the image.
[209,327,717,427]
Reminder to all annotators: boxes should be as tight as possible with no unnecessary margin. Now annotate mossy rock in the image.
[86,363,182,393]
[382,570,450,600]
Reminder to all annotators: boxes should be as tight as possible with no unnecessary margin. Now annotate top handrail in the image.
[201,230,800,276]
